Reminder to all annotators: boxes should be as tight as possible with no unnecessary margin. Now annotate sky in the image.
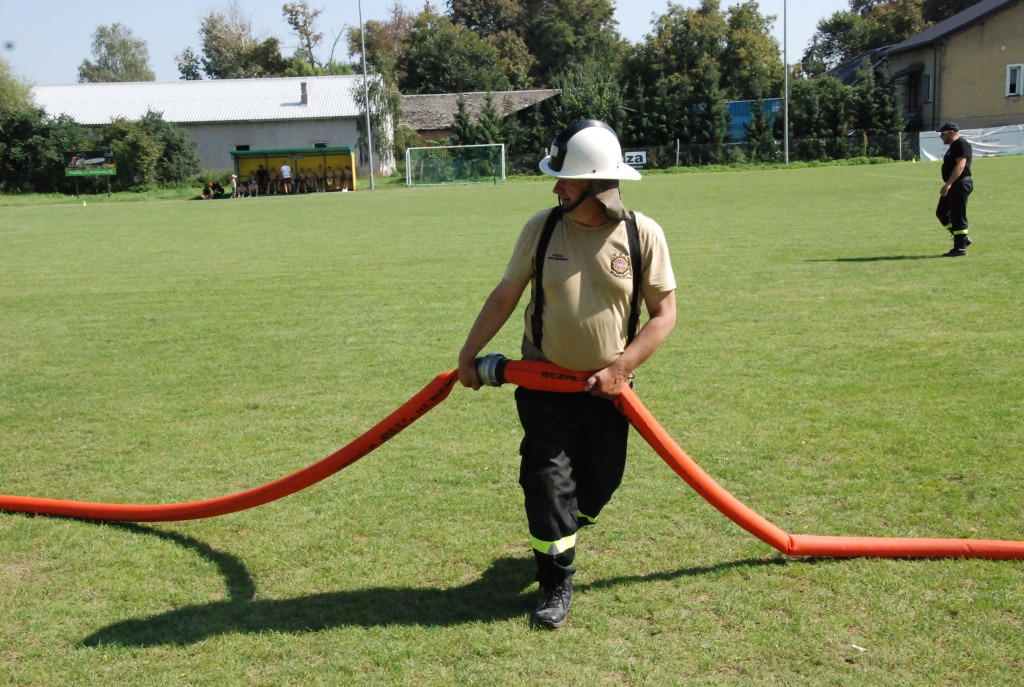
[1,0,853,86]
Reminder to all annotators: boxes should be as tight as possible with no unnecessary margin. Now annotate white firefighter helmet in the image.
[539,120,641,181]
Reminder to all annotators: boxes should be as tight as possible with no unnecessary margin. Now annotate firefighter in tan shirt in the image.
[458,120,676,629]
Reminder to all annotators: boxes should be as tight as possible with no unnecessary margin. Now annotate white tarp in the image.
[920,124,1024,160]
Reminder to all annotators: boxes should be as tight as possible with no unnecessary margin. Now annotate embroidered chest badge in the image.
[610,252,632,278]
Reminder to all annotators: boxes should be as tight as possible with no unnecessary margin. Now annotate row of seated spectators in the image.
[200,164,354,199]
[253,164,353,196]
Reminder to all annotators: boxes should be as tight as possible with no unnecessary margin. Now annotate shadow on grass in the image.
[807,255,942,262]
[82,556,538,647]
[107,522,257,603]
[81,554,787,647]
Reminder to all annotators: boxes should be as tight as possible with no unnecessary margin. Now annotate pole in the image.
[358,0,375,190]
[783,0,790,165]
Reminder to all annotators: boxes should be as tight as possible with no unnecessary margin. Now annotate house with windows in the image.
[30,75,393,175]
[883,0,1024,132]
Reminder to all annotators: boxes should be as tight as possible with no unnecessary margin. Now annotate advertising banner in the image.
[920,125,1024,160]
[64,150,117,176]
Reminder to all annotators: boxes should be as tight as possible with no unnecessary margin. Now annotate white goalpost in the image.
[405,143,506,187]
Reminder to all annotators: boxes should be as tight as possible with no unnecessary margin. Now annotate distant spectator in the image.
[269,169,280,194]
[230,173,239,198]
[281,163,293,194]
[341,166,353,192]
[201,182,225,199]
[256,165,270,195]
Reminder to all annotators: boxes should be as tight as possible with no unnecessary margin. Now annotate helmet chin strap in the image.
[558,185,591,213]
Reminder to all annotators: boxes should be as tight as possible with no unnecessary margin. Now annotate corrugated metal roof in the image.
[403,90,559,130]
[30,75,369,125]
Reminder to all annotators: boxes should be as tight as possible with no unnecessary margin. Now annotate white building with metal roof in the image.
[30,75,392,174]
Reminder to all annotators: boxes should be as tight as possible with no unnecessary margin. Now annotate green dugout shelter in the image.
[230,147,357,190]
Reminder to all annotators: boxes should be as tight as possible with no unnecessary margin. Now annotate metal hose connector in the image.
[475,353,510,387]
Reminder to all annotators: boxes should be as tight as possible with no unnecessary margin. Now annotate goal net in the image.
[405,144,506,187]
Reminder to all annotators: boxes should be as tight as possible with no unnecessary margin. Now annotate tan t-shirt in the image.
[503,209,676,372]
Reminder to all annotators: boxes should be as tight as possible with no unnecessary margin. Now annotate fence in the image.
[504,133,919,176]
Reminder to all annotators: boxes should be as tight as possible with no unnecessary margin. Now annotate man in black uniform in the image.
[935,122,973,257]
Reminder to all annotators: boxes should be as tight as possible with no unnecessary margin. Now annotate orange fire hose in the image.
[2,358,1023,560]
[0,371,458,522]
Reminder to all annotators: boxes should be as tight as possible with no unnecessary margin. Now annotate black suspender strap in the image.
[531,207,644,356]
[531,207,562,354]
[625,210,642,345]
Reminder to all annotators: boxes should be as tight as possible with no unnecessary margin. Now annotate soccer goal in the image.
[405,143,506,187]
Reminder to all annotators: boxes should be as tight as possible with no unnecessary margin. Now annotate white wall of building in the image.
[182,119,385,173]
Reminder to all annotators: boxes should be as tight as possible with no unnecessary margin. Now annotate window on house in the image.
[313,142,327,148]
[235,144,250,151]
[1008,64,1023,97]
[923,73,934,103]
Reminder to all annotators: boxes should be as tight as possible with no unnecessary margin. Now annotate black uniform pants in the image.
[515,386,629,587]
[936,176,973,231]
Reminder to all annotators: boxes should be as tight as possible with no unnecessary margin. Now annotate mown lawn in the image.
[1,157,1022,685]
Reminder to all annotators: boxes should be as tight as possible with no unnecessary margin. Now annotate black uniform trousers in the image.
[515,386,630,587]
[936,176,973,231]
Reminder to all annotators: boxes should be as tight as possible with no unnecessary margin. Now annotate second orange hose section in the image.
[3,359,1024,560]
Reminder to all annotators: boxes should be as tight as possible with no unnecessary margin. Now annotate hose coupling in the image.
[475,353,510,387]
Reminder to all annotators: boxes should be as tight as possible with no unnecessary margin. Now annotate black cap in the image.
[938,122,959,133]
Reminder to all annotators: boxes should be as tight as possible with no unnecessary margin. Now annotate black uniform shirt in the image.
[942,137,973,182]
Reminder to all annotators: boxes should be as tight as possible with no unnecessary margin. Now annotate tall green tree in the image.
[281,0,350,75]
[449,0,524,36]
[549,64,626,135]
[284,0,352,77]
[688,57,731,160]
[352,55,407,172]
[484,31,535,90]
[475,94,505,143]
[347,3,415,75]
[449,0,622,86]
[78,24,156,83]
[921,0,980,23]
[98,118,163,190]
[801,0,931,76]
[0,57,32,115]
[452,96,476,144]
[622,0,731,145]
[851,58,880,133]
[397,9,509,93]
[744,98,780,162]
[520,0,623,86]
[137,112,201,184]
[721,1,783,100]
[283,1,325,70]
[176,1,288,79]
[801,12,873,76]
[1,59,89,192]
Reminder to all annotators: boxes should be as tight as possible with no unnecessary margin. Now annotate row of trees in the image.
[349,0,972,168]
[802,0,982,76]
[74,0,981,90]
[1,60,200,193]
[3,0,981,192]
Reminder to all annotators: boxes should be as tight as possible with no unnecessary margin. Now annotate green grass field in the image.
[2,158,1023,685]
